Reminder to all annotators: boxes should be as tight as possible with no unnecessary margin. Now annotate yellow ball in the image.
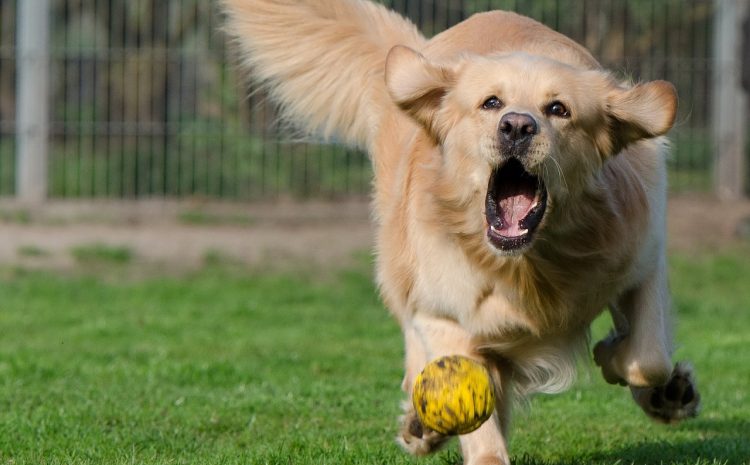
[412,355,495,435]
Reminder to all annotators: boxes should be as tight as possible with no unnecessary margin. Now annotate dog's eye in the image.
[546,101,570,118]
[481,96,503,110]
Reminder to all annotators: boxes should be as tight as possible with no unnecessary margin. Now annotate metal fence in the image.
[0,0,723,200]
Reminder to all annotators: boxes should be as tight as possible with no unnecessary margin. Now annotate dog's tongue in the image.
[496,189,536,237]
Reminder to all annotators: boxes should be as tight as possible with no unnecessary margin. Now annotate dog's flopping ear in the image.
[385,45,456,140]
[601,80,677,155]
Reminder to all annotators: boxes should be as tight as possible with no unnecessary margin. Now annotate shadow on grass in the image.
[594,435,748,465]
[512,419,749,465]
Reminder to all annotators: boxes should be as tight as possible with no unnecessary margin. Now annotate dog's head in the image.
[385,46,677,256]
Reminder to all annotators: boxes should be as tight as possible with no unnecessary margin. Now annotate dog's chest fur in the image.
[375,129,661,342]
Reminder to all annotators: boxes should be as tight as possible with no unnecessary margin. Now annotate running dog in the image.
[222,2,700,463]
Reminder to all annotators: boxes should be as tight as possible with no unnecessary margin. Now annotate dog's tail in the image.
[222,0,425,149]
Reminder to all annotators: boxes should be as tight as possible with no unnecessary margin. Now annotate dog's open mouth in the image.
[485,158,547,252]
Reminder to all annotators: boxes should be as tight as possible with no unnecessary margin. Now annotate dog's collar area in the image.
[485,158,547,252]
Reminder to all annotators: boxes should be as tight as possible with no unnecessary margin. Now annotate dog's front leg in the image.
[398,314,511,465]
[594,255,700,422]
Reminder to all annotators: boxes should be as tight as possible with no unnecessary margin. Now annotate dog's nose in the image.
[499,112,538,143]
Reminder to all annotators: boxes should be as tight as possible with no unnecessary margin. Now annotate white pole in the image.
[16,0,51,203]
[713,0,749,201]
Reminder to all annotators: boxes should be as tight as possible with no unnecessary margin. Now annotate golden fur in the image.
[223,1,700,463]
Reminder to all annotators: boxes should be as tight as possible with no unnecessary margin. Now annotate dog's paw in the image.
[593,331,627,386]
[630,362,701,424]
[397,409,450,456]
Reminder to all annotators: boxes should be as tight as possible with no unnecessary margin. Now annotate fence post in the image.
[713,0,749,201]
[16,0,51,203]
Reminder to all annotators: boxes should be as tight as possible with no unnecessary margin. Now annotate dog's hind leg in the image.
[594,255,700,423]
[397,315,511,465]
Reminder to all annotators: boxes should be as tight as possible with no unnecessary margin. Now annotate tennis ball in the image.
[412,355,495,435]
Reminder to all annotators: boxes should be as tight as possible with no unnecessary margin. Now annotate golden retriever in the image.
[222,1,701,463]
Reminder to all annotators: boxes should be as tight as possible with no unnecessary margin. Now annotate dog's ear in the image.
[603,80,677,155]
[385,45,456,140]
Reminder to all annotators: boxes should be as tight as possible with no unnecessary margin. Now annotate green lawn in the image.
[0,249,748,465]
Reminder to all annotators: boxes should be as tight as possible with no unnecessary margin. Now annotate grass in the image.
[70,244,134,265]
[0,248,749,465]
[178,210,257,227]
[0,208,31,224]
[16,245,49,258]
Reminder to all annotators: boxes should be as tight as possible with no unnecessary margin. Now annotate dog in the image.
[222,1,701,463]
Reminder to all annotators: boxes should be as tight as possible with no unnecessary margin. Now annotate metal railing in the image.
[0,0,724,200]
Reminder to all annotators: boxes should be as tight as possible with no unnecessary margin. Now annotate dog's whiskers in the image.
[547,153,568,193]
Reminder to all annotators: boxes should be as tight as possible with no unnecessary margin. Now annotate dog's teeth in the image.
[490,225,500,233]
[520,229,528,235]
